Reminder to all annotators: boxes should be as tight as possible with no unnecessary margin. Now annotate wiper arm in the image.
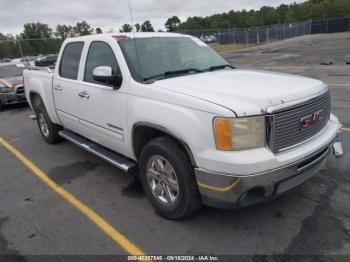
[164,68,203,76]
[206,64,234,72]
[143,68,203,84]
[143,74,166,83]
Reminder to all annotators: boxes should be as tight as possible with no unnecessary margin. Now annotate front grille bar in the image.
[266,91,330,153]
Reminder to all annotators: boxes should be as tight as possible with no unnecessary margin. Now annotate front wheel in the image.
[35,104,62,144]
[139,137,201,219]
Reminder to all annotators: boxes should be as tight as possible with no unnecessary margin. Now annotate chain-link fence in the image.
[181,17,350,45]
[181,20,312,45]
[311,17,350,34]
[0,38,63,62]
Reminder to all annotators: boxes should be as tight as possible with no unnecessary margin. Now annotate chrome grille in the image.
[268,92,330,153]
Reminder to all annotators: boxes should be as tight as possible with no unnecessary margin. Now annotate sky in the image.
[0,0,304,35]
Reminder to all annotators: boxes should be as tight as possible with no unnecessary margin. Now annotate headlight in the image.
[214,116,266,151]
[0,86,13,93]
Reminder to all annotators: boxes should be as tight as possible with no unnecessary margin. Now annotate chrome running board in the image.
[59,130,137,175]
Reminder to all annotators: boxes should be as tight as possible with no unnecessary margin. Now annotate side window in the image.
[84,41,120,84]
[59,42,84,80]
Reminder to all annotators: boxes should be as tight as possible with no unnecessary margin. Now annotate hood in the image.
[153,69,327,116]
[0,76,24,88]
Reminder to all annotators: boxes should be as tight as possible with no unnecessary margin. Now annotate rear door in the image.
[53,41,84,132]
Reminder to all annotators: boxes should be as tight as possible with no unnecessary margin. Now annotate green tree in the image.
[165,16,181,32]
[135,23,141,32]
[55,24,74,39]
[21,22,52,39]
[141,20,154,32]
[177,0,350,31]
[20,22,53,56]
[120,24,132,33]
[0,33,17,59]
[74,21,93,36]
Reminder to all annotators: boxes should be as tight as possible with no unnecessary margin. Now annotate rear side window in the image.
[84,41,120,84]
[59,42,84,80]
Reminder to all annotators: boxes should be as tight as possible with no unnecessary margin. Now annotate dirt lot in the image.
[0,33,349,261]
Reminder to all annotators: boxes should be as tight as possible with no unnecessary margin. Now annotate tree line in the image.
[177,0,350,31]
[0,21,100,59]
[1,0,349,58]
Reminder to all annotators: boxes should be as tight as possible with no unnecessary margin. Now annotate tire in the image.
[139,136,201,219]
[35,103,62,144]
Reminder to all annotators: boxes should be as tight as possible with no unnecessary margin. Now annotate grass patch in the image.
[212,43,252,52]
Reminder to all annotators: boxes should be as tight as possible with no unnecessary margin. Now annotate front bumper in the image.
[195,133,343,209]
[0,91,27,105]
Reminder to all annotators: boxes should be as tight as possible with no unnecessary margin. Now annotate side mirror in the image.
[93,66,122,89]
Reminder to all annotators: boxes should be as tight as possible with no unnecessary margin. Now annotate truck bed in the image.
[23,66,60,124]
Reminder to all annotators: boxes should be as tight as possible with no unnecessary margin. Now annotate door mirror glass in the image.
[93,66,122,88]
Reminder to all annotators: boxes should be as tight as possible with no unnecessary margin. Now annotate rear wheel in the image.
[35,103,62,144]
[139,137,201,219]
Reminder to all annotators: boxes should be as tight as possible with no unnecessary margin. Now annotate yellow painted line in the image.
[0,78,14,88]
[0,136,145,256]
[198,179,240,193]
[328,83,350,87]
[342,128,350,132]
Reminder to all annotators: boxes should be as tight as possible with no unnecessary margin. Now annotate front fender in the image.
[127,97,217,165]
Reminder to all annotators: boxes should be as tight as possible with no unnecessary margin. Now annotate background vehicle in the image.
[0,58,12,63]
[0,63,27,110]
[24,33,343,219]
[35,54,58,67]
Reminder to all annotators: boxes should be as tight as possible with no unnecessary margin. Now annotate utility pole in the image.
[17,39,24,58]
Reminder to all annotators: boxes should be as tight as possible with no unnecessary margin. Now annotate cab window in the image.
[59,42,84,80]
[84,41,120,85]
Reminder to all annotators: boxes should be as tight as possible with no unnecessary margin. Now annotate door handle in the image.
[78,91,90,99]
[54,85,62,91]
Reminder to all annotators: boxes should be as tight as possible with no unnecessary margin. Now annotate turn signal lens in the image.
[214,118,233,150]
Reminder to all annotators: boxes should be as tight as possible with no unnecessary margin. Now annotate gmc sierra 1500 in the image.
[24,33,343,219]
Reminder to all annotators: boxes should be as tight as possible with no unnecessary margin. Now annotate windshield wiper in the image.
[206,64,234,72]
[143,68,203,83]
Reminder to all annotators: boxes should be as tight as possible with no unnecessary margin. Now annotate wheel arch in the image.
[29,90,43,110]
[132,122,196,167]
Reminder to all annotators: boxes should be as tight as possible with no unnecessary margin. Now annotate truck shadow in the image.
[0,103,29,114]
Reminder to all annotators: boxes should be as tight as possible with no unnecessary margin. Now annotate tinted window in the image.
[84,41,119,84]
[59,42,84,80]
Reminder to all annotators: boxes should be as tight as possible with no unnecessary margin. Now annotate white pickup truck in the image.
[24,33,343,219]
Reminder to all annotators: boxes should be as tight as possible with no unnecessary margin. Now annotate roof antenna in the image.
[128,0,142,81]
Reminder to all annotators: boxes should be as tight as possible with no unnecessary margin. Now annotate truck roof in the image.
[67,32,190,42]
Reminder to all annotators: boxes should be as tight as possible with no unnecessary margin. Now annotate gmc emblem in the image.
[299,110,323,130]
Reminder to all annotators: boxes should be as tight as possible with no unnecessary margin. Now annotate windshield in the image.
[119,37,232,83]
[0,64,25,78]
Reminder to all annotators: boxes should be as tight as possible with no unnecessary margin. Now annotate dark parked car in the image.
[35,54,58,67]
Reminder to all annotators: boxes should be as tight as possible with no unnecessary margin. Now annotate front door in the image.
[75,40,128,154]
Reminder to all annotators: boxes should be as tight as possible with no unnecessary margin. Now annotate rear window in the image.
[59,42,84,80]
